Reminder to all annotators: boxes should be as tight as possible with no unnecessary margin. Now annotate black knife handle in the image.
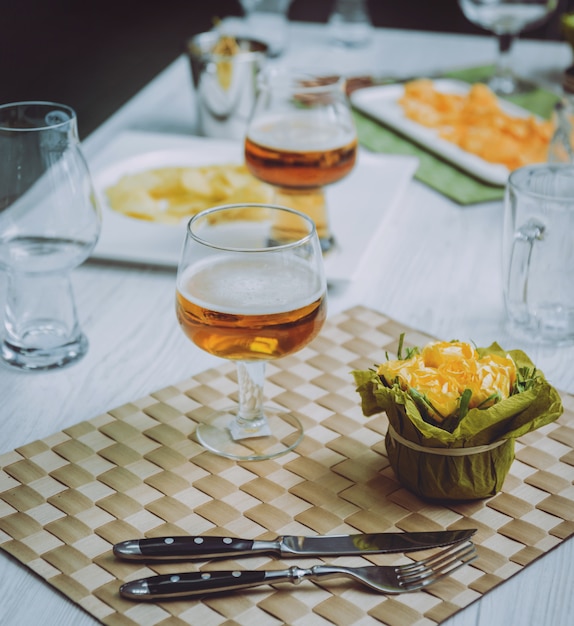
[113,536,256,561]
[120,569,287,600]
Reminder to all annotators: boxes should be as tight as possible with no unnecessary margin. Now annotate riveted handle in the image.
[113,536,256,561]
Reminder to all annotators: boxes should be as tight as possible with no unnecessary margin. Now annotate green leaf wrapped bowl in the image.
[352,340,563,501]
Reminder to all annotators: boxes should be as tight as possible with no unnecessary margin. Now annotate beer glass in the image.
[244,69,357,254]
[503,164,574,345]
[176,203,327,460]
[0,102,101,370]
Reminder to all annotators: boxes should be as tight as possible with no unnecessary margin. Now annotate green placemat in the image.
[353,65,559,205]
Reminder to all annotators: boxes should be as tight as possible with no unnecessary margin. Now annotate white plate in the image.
[88,131,419,283]
[350,78,539,187]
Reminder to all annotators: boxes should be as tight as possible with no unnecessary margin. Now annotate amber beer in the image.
[176,256,326,361]
[244,114,357,250]
[244,115,357,189]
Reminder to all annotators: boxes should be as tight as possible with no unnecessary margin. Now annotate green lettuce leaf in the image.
[351,342,563,500]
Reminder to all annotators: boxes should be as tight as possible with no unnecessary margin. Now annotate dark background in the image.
[2,0,572,138]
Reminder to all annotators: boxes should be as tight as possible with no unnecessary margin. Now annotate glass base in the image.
[195,407,304,461]
[1,334,89,371]
[487,73,536,97]
[506,320,574,348]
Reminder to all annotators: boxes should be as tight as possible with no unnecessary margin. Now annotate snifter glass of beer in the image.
[244,69,358,254]
[176,203,327,460]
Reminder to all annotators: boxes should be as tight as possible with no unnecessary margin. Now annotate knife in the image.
[113,529,476,561]
[345,72,444,95]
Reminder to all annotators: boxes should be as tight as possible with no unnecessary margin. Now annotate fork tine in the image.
[396,540,475,575]
[396,542,477,591]
[400,542,476,582]
[400,541,476,578]
[404,548,477,591]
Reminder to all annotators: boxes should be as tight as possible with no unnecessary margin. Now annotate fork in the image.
[120,540,477,600]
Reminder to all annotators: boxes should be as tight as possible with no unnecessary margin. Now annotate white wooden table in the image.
[1,21,573,626]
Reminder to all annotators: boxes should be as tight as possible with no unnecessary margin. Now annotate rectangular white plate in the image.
[88,131,419,284]
[350,78,539,187]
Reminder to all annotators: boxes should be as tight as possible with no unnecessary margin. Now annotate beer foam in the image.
[247,112,356,152]
[178,255,325,315]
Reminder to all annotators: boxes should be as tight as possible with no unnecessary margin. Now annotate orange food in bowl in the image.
[377,340,517,422]
[399,80,554,170]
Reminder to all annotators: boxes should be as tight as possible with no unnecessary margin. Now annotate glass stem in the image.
[496,33,513,79]
[490,33,516,94]
[272,187,334,254]
[229,360,271,440]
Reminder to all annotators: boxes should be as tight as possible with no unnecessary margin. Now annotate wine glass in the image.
[458,0,558,95]
[328,0,374,48]
[244,69,358,254]
[0,102,101,370]
[175,203,327,461]
[238,0,293,57]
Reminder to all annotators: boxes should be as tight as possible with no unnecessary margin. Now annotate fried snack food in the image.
[105,163,273,224]
[377,340,517,424]
[212,34,240,56]
[212,35,240,90]
[399,79,554,170]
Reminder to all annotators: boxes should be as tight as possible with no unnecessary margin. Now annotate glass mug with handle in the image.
[503,164,574,345]
[175,203,327,461]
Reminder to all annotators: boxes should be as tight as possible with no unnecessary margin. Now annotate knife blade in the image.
[113,529,476,561]
[345,72,444,95]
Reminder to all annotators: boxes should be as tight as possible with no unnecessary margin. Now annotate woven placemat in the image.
[1,306,574,626]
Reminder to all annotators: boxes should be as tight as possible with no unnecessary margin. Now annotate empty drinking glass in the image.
[0,102,101,370]
[458,0,558,94]
[239,0,292,56]
[328,0,373,48]
[503,164,574,345]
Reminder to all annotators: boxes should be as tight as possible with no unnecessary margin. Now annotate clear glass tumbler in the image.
[0,102,101,370]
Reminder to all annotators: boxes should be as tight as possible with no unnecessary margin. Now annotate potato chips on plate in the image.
[398,80,552,172]
[350,78,554,186]
[89,131,418,280]
[104,160,272,225]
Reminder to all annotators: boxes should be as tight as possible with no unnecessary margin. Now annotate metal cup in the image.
[186,32,268,141]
